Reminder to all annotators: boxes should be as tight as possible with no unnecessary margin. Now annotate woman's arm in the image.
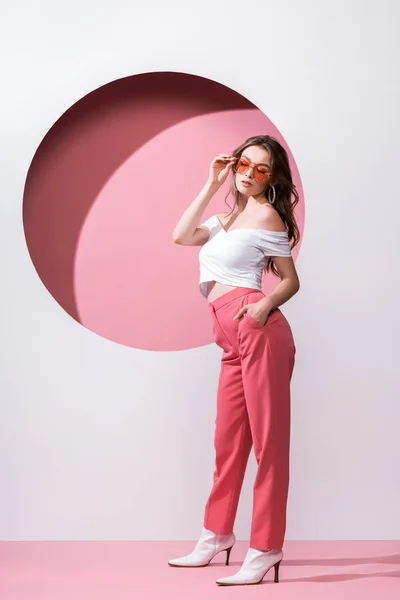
[172,180,220,246]
[172,153,237,246]
[260,256,300,310]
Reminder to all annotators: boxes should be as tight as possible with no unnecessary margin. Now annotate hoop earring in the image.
[268,184,276,204]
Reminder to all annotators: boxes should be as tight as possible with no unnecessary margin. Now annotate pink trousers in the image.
[203,287,296,550]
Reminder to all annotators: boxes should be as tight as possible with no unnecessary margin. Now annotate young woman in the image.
[169,135,300,586]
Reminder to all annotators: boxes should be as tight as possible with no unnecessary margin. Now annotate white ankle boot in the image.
[216,547,283,585]
[168,526,235,568]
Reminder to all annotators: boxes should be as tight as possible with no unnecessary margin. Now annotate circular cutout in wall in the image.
[23,71,304,351]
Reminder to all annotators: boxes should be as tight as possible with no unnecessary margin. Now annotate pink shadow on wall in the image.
[23,72,304,351]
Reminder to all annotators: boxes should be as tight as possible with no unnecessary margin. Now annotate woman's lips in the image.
[241,180,252,187]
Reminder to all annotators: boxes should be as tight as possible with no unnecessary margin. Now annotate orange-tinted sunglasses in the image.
[233,156,271,182]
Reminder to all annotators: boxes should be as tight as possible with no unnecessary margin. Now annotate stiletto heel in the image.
[273,559,281,583]
[225,545,233,565]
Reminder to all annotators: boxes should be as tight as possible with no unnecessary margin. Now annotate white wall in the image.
[1,0,399,540]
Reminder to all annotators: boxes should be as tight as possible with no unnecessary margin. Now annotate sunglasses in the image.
[233,157,271,183]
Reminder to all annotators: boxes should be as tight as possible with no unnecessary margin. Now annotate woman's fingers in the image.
[209,154,237,183]
[215,154,235,161]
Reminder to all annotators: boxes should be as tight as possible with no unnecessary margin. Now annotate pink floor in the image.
[1,541,399,599]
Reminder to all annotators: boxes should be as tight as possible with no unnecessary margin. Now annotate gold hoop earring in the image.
[268,185,276,204]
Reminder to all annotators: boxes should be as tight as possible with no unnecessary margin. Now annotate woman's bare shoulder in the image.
[260,206,287,232]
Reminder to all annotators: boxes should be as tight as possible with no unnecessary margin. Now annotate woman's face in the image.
[234,145,272,197]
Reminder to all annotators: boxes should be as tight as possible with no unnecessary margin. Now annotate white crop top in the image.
[198,215,292,298]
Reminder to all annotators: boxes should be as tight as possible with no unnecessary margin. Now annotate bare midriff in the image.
[205,280,250,303]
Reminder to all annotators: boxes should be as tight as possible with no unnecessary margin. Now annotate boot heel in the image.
[273,559,282,583]
[225,546,233,566]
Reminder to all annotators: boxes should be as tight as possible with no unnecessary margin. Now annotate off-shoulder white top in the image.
[198,215,292,298]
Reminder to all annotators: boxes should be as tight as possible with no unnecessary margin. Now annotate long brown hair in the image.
[224,134,300,277]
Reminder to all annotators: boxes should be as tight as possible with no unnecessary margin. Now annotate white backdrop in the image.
[1,0,399,541]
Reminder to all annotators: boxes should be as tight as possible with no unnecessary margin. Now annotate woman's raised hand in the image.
[208,154,237,187]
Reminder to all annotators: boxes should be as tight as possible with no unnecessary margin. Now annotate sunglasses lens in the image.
[254,167,269,182]
[235,158,250,174]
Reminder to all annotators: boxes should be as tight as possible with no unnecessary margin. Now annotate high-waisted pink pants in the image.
[203,287,296,550]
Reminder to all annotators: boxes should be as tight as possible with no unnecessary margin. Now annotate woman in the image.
[169,135,300,586]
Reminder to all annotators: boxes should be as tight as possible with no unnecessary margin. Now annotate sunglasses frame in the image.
[233,156,271,183]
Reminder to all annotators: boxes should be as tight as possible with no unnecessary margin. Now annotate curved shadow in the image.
[23,72,254,321]
[281,570,400,583]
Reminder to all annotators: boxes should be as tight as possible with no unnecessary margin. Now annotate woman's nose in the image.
[245,165,254,177]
